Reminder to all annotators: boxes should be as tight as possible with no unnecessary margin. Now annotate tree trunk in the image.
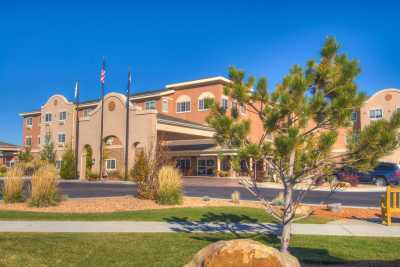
[281,148,296,253]
[280,184,294,253]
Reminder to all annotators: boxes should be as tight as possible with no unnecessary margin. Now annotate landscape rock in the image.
[295,205,313,216]
[184,239,300,267]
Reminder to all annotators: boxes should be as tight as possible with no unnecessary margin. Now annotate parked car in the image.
[334,162,400,186]
[362,162,400,186]
[333,166,365,186]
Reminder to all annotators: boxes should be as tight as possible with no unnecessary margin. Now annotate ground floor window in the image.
[197,158,215,176]
[105,159,117,171]
[176,158,191,170]
[55,160,62,169]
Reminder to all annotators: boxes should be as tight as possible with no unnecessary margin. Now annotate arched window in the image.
[176,95,191,113]
[198,92,215,111]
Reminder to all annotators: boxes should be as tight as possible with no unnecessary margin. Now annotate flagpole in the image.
[124,69,132,180]
[99,59,106,179]
[74,80,80,179]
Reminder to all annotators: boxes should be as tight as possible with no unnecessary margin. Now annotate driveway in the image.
[54,178,383,208]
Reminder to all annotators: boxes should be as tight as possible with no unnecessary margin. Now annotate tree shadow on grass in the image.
[163,212,280,238]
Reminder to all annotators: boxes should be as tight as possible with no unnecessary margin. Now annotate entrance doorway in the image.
[197,158,216,176]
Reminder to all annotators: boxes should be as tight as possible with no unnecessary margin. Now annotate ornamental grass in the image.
[30,164,59,207]
[156,166,183,205]
[2,167,24,203]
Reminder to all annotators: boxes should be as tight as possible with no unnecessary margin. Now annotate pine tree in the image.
[60,146,76,179]
[207,37,400,253]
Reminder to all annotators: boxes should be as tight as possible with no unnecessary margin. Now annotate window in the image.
[59,111,67,121]
[176,159,191,170]
[26,117,33,126]
[221,97,229,111]
[44,113,52,122]
[162,99,168,113]
[177,101,191,113]
[58,133,66,144]
[369,109,383,119]
[38,137,41,145]
[145,100,156,110]
[232,100,238,110]
[55,160,62,169]
[240,103,246,114]
[351,111,357,122]
[106,159,116,170]
[83,108,93,118]
[198,92,214,111]
[25,136,32,146]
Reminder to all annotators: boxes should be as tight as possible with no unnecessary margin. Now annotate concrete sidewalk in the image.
[0,221,399,237]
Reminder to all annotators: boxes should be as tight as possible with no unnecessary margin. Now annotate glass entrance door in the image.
[197,158,216,176]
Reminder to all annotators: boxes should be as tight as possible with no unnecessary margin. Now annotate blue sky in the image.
[1,0,399,144]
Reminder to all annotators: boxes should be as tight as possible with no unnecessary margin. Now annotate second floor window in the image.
[162,99,168,113]
[369,109,383,119]
[177,101,191,113]
[83,108,93,118]
[45,113,52,122]
[58,133,66,144]
[59,111,67,121]
[145,100,156,110]
[26,117,33,126]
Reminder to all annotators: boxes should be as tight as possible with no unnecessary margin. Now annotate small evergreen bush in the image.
[59,147,76,179]
[156,166,183,205]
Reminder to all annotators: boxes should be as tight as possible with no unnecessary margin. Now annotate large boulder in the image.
[184,239,300,267]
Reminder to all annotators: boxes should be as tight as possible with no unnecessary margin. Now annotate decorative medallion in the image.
[385,94,392,101]
[108,101,116,111]
[54,99,58,106]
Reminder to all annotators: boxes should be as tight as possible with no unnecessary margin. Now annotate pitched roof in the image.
[157,113,211,129]
[0,141,20,149]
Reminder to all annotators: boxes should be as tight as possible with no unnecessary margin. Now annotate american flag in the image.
[100,68,106,84]
[100,59,106,84]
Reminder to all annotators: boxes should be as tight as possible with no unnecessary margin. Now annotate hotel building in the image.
[19,75,400,178]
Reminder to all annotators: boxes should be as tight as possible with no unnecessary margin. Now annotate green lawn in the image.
[0,207,332,224]
[0,233,399,266]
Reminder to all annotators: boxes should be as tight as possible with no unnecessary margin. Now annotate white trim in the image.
[162,98,169,113]
[130,90,175,100]
[166,76,231,89]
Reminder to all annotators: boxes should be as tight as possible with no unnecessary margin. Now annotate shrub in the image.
[2,167,24,203]
[30,164,59,207]
[60,147,76,179]
[217,170,229,177]
[130,150,156,199]
[86,171,100,181]
[156,166,183,205]
[0,165,7,177]
[107,170,123,180]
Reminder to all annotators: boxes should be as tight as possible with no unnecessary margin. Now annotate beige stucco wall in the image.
[361,88,400,163]
[39,95,75,161]
[78,93,158,174]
